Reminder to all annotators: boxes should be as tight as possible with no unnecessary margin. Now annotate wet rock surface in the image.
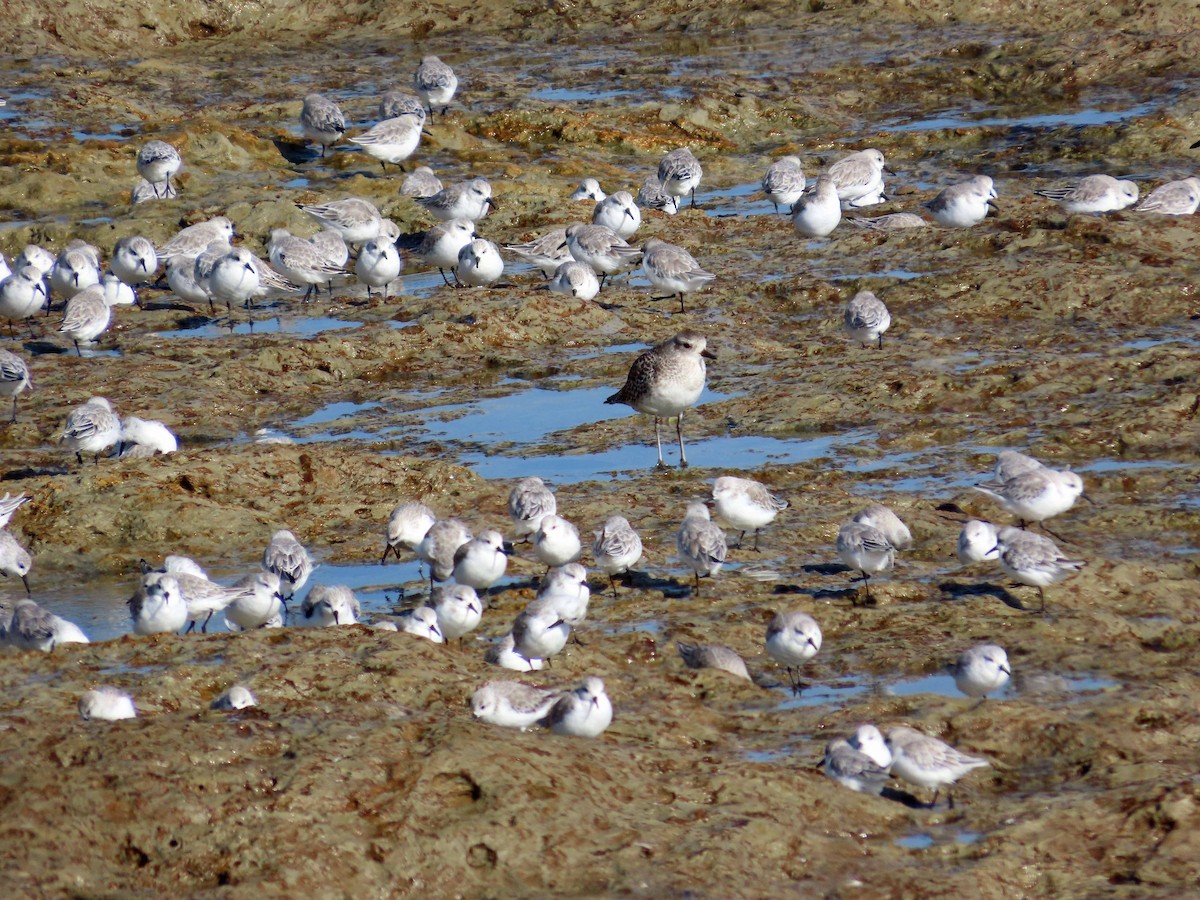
[1,0,1199,895]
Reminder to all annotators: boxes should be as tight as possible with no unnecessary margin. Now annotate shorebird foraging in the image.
[657,147,703,211]
[761,155,806,213]
[0,530,32,595]
[710,476,788,551]
[262,529,314,600]
[300,93,346,157]
[382,502,436,564]
[1034,174,1139,214]
[951,643,1011,699]
[924,175,998,227]
[676,641,751,681]
[676,501,727,593]
[636,176,677,215]
[836,519,895,604]
[136,140,182,198]
[591,515,643,593]
[824,737,890,795]
[843,290,891,349]
[992,528,1085,613]
[605,331,715,469]
[413,55,458,116]
[541,676,613,738]
[60,397,121,464]
[886,725,990,809]
[764,610,822,693]
[640,238,715,314]
[791,174,841,238]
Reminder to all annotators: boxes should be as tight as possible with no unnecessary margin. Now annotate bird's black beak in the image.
[701,348,717,360]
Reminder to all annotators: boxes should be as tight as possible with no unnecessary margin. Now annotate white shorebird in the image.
[484,632,545,671]
[212,685,257,710]
[301,198,384,246]
[508,477,557,542]
[58,283,114,355]
[764,610,822,692]
[792,174,842,238]
[640,238,714,314]
[711,476,788,550]
[827,148,889,207]
[527,563,591,627]
[381,501,437,564]
[993,528,1085,612]
[951,643,1011,698]
[571,178,606,202]
[1035,174,1139,214]
[836,519,894,604]
[394,605,444,643]
[506,228,571,277]
[128,573,189,635]
[430,583,482,641]
[677,641,751,680]
[262,529,313,599]
[79,688,137,721]
[109,235,159,286]
[0,531,32,594]
[851,503,912,552]
[924,175,998,227]
[455,238,504,287]
[824,737,889,795]
[417,178,495,222]
[591,515,643,592]
[886,725,990,809]
[472,681,562,730]
[379,91,425,120]
[414,55,458,116]
[676,501,727,592]
[542,676,612,738]
[300,585,361,626]
[657,147,702,210]
[416,518,473,585]
[1133,177,1200,215]
[300,93,346,157]
[451,530,507,591]
[49,246,100,301]
[60,397,121,464]
[401,165,444,199]
[956,519,1001,565]
[762,155,806,213]
[118,416,178,458]
[349,111,425,172]
[267,229,344,302]
[224,571,285,631]
[592,191,641,239]
[511,606,569,668]
[136,140,182,197]
[355,238,402,299]
[973,467,1086,537]
[546,260,600,302]
[533,514,582,568]
[605,331,715,469]
[419,219,477,285]
[843,290,891,349]
[1,267,49,333]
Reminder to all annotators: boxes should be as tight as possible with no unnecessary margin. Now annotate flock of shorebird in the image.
[0,46,1143,807]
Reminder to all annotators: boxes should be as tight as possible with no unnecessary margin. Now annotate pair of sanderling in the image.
[605,330,715,469]
[506,561,590,668]
[675,608,821,690]
[471,676,612,737]
[267,228,349,302]
[58,397,177,463]
[78,683,257,721]
[835,503,913,603]
[958,518,1085,612]
[824,723,990,807]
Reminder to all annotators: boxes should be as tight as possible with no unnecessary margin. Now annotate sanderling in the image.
[430,583,482,640]
[0,531,31,594]
[592,515,643,592]
[542,676,612,738]
[417,177,495,222]
[847,212,929,230]
[925,175,998,227]
[711,476,788,550]
[0,492,30,529]
[118,416,178,458]
[208,247,263,312]
[546,260,601,302]
[849,724,892,768]
[994,449,1046,482]
[109,235,159,286]
[58,283,115,354]
[791,174,841,237]
[60,397,121,464]
[456,238,504,287]
[267,229,343,302]
[533,514,582,568]
[102,272,137,309]
[593,191,641,239]
[571,178,606,202]
[380,90,426,120]
[350,112,425,172]
[836,520,894,603]
[827,149,889,207]
[886,725,990,809]
[762,155,806,213]
[50,246,101,300]
[79,687,137,721]
[636,177,678,215]
[0,350,31,422]
[1133,177,1200,215]
[401,165,444,199]
[563,223,641,286]
[223,571,285,631]
[676,501,727,591]
[163,556,208,579]
[167,571,244,633]
[420,219,477,284]
[1035,174,1138,214]
[472,681,562,730]
[485,632,545,671]
[605,330,715,469]
[506,228,570,277]
[0,267,48,331]
[416,518,473,584]
[3,598,57,650]
[993,528,1085,612]
[640,238,714,314]
[843,290,891,349]
[414,55,458,116]
[451,530,507,591]
[528,562,591,626]
[973,467,1086,532]
[262,529,314,599]
[300,93,346,157]
[394,605,444,643]
[956,520,1000,565]
[824,737,889,795]
[47,613,89,647]
[951,643,1011,698]
[765,610,822,691]
[301,584,361,626]
[128,573,189,635]
[14,244,55,276]
[165,255,209,306]
[131,178,173,204]
[211,685,257,710]
[301,198,384,246]
[355,237,402,299]
[677,641,751,680]
[508,476,557,542]
[851,503,912,551]
[136,140,182,197]
[657,147,702,211]
[382,501,437,563]
[158,217,235,265]
[511,606,569,667]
